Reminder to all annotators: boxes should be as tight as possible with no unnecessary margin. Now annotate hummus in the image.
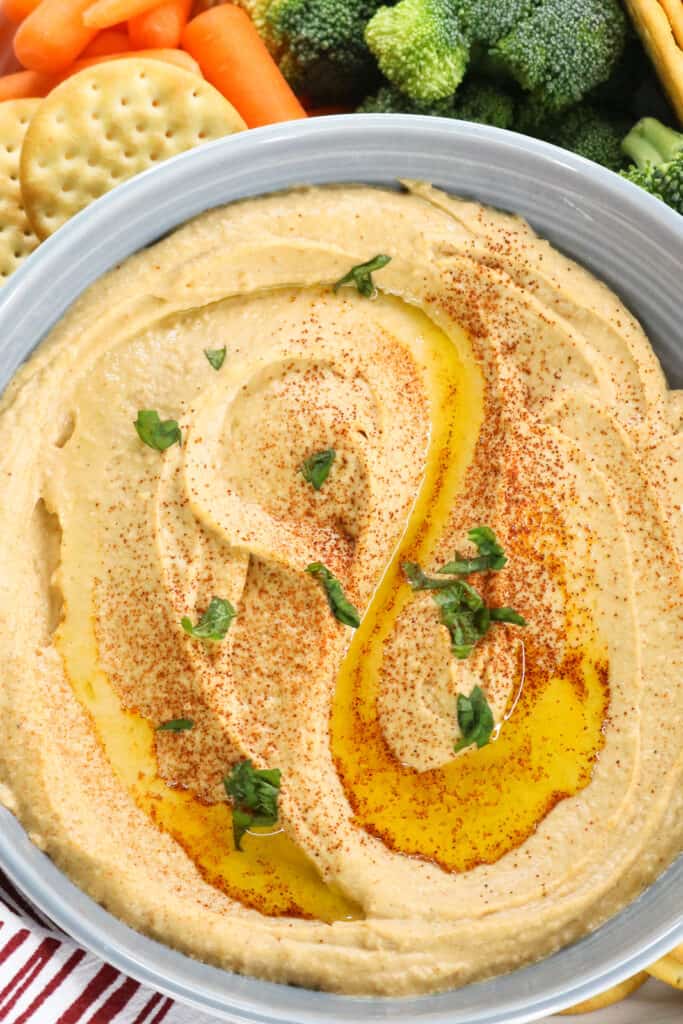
[0,183,681,996]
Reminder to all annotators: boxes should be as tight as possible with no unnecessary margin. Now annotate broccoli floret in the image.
[548,105,627,170]
[491,0,627,112]
[356,85,456,115]
[451,79,516,129]
[621,118,683,215]
[365,0,469,102]
[267,0,385,103]
[456,0,538,47]
[357,78,515,128]
[516,99,627,171]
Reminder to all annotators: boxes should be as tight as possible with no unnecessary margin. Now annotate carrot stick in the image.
[0,66,55,98]
[14,0,98,72]
[83,0,164,30]
[81,26,130,56]
[181,5,306,128]
[1,0,39,25]
[57,47,201,81]
[128,0,190,50]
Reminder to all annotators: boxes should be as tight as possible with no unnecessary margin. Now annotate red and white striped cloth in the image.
[0,871,220,1024]
[2,868,681,1024]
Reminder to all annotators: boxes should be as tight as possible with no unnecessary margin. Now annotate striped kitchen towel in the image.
[0,871,219,1024]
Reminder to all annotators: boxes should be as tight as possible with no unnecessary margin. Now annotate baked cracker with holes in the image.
[19,59,246,240]
[0,99,41,282]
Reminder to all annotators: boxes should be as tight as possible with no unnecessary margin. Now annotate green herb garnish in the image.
[454,686,495,752]
[157,718,194,732]
[301,448,336,491]
[205,347,226,370]
[224,759,281,851]
[489,607,526,626]
[402,526,525,659]
[333,254,391,298]
[306,562,360,628]
[439,526,507,575]
[134,410,181,451]
[181,597,236,641]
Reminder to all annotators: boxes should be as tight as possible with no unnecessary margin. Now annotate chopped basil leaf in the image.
[157,718,194,732]
[305,562,360,628]
[439,526,508,575]
[301,448,336,491]
[433,581,486,660]
[401,527,524,659]
[224,759,281,851]
[134,410,181,451]
[205,347,226,370]
[454,685,495,751]
[403,561,454,591]
[490,606,527,626]
[181,596,236,641]
[333,254,391,298]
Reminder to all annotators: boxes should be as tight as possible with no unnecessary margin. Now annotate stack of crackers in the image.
[0,56,244,281]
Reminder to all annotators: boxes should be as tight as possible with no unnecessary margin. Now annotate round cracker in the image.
[20,59,246,239]
[0,99,41,282]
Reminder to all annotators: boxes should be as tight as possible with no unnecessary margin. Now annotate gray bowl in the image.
[0,116,681,1023]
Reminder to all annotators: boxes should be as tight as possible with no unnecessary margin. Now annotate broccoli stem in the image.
[622,117,683,168]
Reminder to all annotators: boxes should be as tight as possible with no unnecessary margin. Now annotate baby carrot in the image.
[128,0,191,50]
[181,5,306,128]
[81,26,131,56]
[0,67,55,98]
[83,0,164,30]
[1,0,39,25]
[14,0,98,72]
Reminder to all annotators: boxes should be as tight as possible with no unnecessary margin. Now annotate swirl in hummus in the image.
[0,183,681,996]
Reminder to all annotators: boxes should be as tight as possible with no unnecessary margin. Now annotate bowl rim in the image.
[0,114,681,1024]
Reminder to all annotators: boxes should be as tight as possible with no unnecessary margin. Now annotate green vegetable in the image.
[365,0,469,103]
[157,718,194,732]
[357,84,456,116]
[224,759,281,851]
[439,525,507,574]
[549,105,626,171]
[516,99,627,171]
[301,448,336,490]
[454,685,494,750]
[181,597,237,642]
[456,0,537,48]
[621,118,683,216]
[403,561,455,591]
[432,579,490,659]
[489,606,526,625]
[451,78,516,129]
[134,410,181,451]
[205,347,226,370]
[402,526,525,658]
[357,79,516,130]
[306,563,361,627]
[267,0,385,103]
[491,0,627,111]
[333,254,391,298]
